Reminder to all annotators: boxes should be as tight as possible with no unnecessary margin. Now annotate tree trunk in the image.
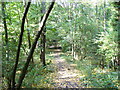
[1,2,11,88]
[23,0,34,63]
[103,0,107,32]
[40,1,46,66]
[17,1,55,89]
[68,3,74,60]
[11,1,31,89]
[1,2,9,61]
[114,1,120,82]
[27,29,34,62]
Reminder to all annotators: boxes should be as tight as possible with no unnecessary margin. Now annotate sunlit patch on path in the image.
[51,51,82,88]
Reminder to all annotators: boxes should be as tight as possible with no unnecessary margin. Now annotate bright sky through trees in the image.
[1,0,119,2]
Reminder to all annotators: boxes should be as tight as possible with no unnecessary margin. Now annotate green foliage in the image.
[94,4,118,68]
[95,30,118,63]
[1,1,119,89]
[62,53,118,88]
[22,64,55,88]
[79,71,118,88]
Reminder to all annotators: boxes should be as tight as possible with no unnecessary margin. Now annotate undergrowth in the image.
[62,53,119,89]
[2,54,56,89]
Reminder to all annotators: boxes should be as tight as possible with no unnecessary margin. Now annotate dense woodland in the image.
[0,0,120,89]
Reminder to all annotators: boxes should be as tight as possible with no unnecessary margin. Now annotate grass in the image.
[2,51,119,89]
[61,53,119,89]
[22,63,55,88]
[21,53,56,88]
[2,52,56,89]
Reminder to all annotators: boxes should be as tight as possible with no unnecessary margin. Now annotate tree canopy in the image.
[1,0,119,89]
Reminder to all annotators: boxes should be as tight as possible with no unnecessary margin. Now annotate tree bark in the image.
[103,0,107,32]
[40,1,46,66]
[12,1,31,89]
[1,2,11,88]
[27,29,34,62]
[24,0,34,63]
[1,2,9,61]
[114,1,120,83]
[17,1,55,89]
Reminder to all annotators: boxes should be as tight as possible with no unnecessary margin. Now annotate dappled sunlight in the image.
[93,68,111,74]
[59,73,78,78]
[2,0,119,89]
[50,52,83,88]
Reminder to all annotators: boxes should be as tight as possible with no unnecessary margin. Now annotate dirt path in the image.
[51,50,81,88]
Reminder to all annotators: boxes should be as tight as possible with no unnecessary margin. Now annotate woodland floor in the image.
[50,49,82,88]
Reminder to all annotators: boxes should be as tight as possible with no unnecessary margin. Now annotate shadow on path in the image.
[50,49,82,88]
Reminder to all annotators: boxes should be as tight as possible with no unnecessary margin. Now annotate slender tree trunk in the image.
[103,0,107,32]
[17,1,55,89]
[11,1,31,89]
[74,4,77,60]
[71,4,75,60]
[40,1,46,66]
[24,0,34,63]
[96,3,100,32]
[1,2,9,61]
[1,2,11,88]
[40,31,46,66]
[117,3,120,71]
[27,29,34,62]
[68,3,74,60]
[114,1,120,82]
